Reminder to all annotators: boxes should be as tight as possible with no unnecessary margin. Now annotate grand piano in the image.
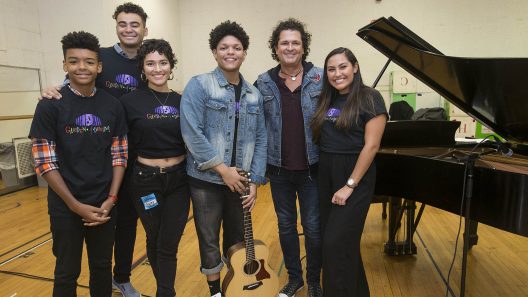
[357,17,528,295]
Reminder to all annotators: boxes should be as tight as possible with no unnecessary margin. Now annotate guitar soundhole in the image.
[243,259,260,275]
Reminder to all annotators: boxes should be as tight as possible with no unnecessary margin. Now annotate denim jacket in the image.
[255,63,323,167]
[181,67,267,185]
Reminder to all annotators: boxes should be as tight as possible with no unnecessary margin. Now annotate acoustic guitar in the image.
[222,171,279,297]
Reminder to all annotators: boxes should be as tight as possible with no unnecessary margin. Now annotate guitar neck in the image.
[241,171,256,262]
[243,207,256,262]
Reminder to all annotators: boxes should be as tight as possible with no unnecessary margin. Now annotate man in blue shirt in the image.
[255,18,323,297]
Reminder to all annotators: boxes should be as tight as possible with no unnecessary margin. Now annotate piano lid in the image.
[357,17,528,143]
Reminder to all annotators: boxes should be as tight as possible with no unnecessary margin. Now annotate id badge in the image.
[141,193,159,210]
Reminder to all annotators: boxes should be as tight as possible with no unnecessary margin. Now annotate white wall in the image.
[0,0,43,142]
[2,0,527,92]
[37,0,182,90]
[0,0,182,143]
[177,0,528,87]
[0,0,43,69]
[1,0,527,143]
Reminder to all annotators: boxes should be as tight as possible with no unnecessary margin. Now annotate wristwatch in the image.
[346,178,357,189]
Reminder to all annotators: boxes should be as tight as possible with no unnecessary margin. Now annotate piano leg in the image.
[384,197,400,255]
[384,197,417,256]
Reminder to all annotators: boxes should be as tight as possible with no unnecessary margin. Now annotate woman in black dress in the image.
[311,47,387,297]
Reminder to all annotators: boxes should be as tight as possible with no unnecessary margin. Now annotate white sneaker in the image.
[211,293,222,297]
[112,279,141,297]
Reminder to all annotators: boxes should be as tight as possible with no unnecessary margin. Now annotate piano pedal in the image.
[384,241,417,256]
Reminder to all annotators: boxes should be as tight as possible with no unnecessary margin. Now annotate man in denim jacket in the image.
[254,18,323,297]
[180,21,267,297]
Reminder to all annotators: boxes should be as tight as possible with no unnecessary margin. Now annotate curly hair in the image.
[113,2,148,25]
[137,39,177,72]
[209,20,249,51]
[268,18,311,62]
[61,31,100,59]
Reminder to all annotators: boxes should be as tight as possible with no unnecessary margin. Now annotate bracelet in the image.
[108,194,118,203]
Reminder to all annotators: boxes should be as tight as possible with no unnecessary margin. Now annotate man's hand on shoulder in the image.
[39,85,62,100]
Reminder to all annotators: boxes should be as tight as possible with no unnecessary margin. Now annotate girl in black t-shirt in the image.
[119,39,189,297]
[311,47,388,297]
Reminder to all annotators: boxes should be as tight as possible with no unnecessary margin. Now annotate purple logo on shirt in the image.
[75,114,102,126]
[115,74,139,87]
[234,102,241,118]
[154,105,179,115]
[326,108,341,117]
[325,108,341,123]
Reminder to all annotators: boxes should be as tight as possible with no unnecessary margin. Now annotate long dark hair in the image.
[311,47,375,143]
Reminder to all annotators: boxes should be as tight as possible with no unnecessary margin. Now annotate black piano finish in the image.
[380,120,459,147]
[375,150,528,236]
[357,17,528,143]
[356,17,528,238]
[358,17,528,296]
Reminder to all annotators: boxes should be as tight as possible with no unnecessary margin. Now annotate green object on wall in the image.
[475,121,500,139]
[391,93,416,109]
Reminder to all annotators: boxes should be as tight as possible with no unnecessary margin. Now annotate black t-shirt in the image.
[320,88,387,154]
[119,88,186,159]
[230,81,242,166]
[96,47,147,98]
[29,86,128,217]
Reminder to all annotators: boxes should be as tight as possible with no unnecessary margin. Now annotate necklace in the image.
[150,88,171,106]
[280,67,303,81]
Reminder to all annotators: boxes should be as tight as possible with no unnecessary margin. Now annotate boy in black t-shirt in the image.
[29,31,128,297]
[40,5,149,295]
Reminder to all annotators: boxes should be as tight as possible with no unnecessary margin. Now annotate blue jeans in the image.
[268,165,322,284]
[189,178,244,275]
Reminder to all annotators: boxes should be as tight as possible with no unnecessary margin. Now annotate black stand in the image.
[460,155,475,297]
[457,149,494,297]
[372,58,392,88]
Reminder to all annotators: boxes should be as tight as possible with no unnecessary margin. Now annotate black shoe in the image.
[278,280,304,297]
[308,283,323,297]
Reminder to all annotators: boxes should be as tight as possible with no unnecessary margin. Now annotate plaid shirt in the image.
[32,136,128,176]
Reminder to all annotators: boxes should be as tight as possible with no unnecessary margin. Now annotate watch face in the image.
[347,178,355,186]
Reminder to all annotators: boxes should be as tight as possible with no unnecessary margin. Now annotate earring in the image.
[169,72,174,80]
[140,72,147,82]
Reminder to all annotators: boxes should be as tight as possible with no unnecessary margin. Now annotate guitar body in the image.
[222,239,279,297]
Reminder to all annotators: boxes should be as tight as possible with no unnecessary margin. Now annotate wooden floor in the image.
[1,185,528,297]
